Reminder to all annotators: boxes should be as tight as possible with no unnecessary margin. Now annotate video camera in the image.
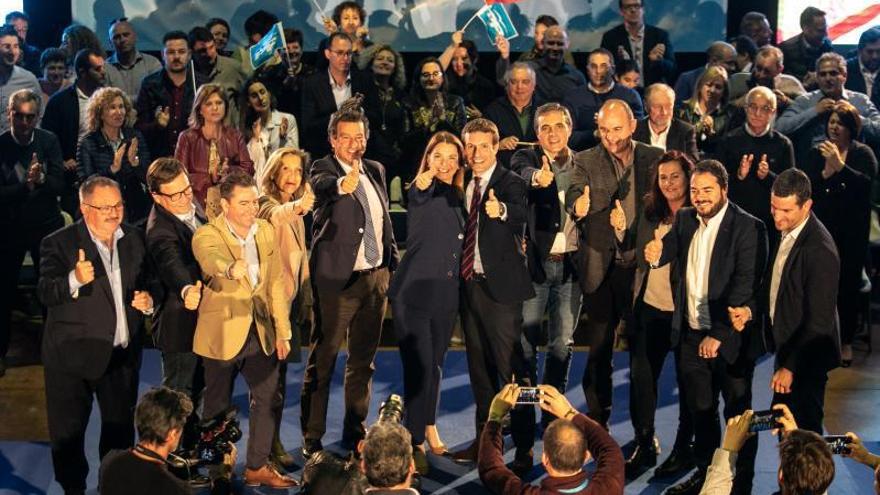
[197,406,242,465]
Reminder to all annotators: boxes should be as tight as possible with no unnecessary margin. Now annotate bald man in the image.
[496,25,586,104]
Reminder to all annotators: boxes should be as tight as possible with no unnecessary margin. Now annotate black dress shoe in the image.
[664,471,705,495]
[271,438,297,470]
[301,439,323,459]
[654,445,695,477]
[510,448,533,477]
[625,436,660,478]
[413,447,429,475]
[450,440,479,463]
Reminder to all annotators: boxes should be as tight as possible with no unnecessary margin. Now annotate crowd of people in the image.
[3,2,880,494]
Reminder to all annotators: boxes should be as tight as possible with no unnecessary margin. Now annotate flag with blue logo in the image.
[249,22,286,70]
[476,3,517,42]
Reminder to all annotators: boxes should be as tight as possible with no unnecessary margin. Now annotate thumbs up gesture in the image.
[340,160,360,195]
[610,199,627,231]
[227,259,248,280]
[756,153,769,180]
[737,153,753,180]
[131,290,153,312]
[183,281,203,310]
[414,167,436,191]
[74,248,95,285]
[644,227,664,265]
[485,188,503,218]
[535,156,555,188]
[295,183,315,215]
[26,152,43,187]
[574,185,590,218]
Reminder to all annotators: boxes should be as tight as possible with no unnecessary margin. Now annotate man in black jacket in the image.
[451,118,536,470]
[0,88,65,377]
[729,169,841,435]
[38,176,160,494]
[145,157,205,451]
[644,160,767,495]
[845,26,880,107]
[633,83,698,158]
[484,62,538,168]
[600,0,676,86]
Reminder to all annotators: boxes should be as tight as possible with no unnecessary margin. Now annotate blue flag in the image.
[477,3,518,43]
[249,22,285,70]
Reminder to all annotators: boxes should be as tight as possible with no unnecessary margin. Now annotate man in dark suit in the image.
[634,83,698,158]
[41,48,106,216]
[450,118,535,471]
[38,176,160,494]
[644,160,767,495]
[300,104,399,457]
[779,7,833,84]
[565,100,662,428]
[845,27,880,104]
[483,62,538,168]
[144,157,205,452]
[600,0,676,86]
[729,169,841,435]
[300,32,377,159]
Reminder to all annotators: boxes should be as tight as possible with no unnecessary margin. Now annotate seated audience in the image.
[779,7,833,84]
[634,83,698,158]
[483,62,538,168]
[675,65,732,157]
[600,0,677,86]
[478,384,625,494]
[674,41,737,103]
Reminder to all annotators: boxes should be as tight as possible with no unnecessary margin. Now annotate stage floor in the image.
[1,347,877,494]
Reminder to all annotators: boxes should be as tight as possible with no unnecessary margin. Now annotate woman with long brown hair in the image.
[388,131,465,475]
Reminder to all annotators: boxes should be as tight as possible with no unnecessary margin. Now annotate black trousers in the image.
[160,350,205,450]
[202,327,280,470]
[392,301,457,446]
[301,268,388,445]
[45,346,140,492]
[680,330,756,493]
[772,372,829,435]
[629,303,693,446]
[580,263,635,426]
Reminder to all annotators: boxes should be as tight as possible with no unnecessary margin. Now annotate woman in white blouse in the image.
[241,78,299,190]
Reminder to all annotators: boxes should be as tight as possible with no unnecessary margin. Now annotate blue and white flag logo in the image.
[477,3,518,42]
[249,22,285,70]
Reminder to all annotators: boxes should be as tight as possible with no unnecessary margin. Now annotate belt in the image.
[355,266,382,276]
[547,253,566,262]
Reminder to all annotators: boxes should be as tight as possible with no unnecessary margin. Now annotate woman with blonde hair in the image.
[676,65,732,157]
[76,86,151,223]
[387,131,465,475]
[256,146,315,469]
[175,83,253,217]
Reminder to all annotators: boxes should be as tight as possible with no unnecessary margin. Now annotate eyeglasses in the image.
[746,104,775,115]
[421,71,443,79]
[621,3,643,11]
[154,184,193,202]
[330,50,353,58]
[12,111,37,121]
[84,202,124,214]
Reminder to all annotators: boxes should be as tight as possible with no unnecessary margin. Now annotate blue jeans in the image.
[521,256,582,404]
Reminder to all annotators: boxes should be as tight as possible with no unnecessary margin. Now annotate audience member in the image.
[38,175,160,495]
[444,38,497,117]
[615,59,642,93]
[0,25,40,134]
[206,18,232,57]
[675,65,733,157]
[564,48,644,151]
[5,11,40,75]
[105,18,162,103]
[191,170,296,488]
[517,15,576,67]
[738,11,773,48]
[844,431,880,492]
[360,44,408,183]
[38,47,70,102]
[477,384,625,494]
[779,7,833,84]
[174,83,253,217]
[673,41,737,103]
[232,10,281,77]
[483,62,538,168]
[799,101,877,369]
[0,89,64,378]
[58,24,104,68]
[259,28,315,122]
[728,46,806,113]
[240,77,299,188]
[633,83,698,158]
[496,26,585,105]
[600,0,677,86]
[845,27,880,106]
[187,26,245,127]
[317,1,373,70]
[136,31,202,160]
[730,35,758,73]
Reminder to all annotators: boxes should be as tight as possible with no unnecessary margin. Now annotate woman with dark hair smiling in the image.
[626,150,696,478]
[359,44,408,186]
[802,101,878,367]
[240,77,298,191]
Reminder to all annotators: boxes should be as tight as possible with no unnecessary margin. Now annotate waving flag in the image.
[476,3,518,42]
[249,22,285,70]
[485,0,520,4]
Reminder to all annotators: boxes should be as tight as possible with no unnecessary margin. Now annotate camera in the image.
[824,435,852,455]
[197,406,242,464]
[749,409,783,432]
[378,394,404,424]
[516,387,542,405]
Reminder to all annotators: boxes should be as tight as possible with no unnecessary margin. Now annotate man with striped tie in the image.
[301,103,399,459]
[450,118,536,471]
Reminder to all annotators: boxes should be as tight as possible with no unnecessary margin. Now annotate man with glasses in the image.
[0,24,40,134]
[0,89,64,377]
[301,32,376,158]
[729,46,806,114]
[145,157,207,460]
[38,175,160,494]
[600,0,676,87]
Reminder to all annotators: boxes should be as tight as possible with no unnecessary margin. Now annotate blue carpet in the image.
[0,349,875,494]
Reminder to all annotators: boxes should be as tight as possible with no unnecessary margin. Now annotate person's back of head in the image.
[778,430,834,495]
[361,421,413,489]
[542,419,589,476]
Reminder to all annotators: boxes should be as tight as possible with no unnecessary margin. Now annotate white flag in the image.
[410,0,459,39]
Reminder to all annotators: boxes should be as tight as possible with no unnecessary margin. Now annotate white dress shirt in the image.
[336,157,385,270]
[769,217,808,323]
[225,218,260,288]
[648,121,671,150]
[329,69,352,109]
[76,86,90,142]
[465,163,499,274]
[686,201,729,330]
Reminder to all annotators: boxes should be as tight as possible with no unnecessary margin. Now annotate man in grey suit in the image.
[565,99,663,427]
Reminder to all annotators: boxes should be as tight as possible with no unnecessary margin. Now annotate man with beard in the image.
[644,160,767,495]
[0,25,40,134]
[776,52,880,164]
[496,26,585,105]
[565,100,662,429]
[187,27,245,127]
[729,46,806,114]
[600,0,677,87]
[846,27,880,108]
[779,7,833,84]
[105,18,161,104]
[633,83,698,158]
[136,31,204,160]
[563,48,644,151]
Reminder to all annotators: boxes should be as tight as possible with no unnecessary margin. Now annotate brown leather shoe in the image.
[450,440,479,464]
[244,464,298,488]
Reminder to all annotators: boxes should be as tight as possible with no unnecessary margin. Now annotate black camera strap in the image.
[133,444,192,471]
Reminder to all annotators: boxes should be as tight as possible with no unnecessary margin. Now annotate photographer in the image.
[99,387,234,494]
[478,384,624,494]
[843,432,880,494]
[359,421,418,494]
[699,404,834,495]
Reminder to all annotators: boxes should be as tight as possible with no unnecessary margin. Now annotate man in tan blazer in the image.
[191,170,296,488]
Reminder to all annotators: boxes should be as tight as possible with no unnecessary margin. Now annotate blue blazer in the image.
[388,181,464,311]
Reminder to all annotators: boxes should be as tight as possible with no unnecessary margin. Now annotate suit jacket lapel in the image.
[708,204,735,296]
[209,215,254,293]
[75,221,114,305]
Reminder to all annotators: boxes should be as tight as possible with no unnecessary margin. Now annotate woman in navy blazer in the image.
[388,131,465,472]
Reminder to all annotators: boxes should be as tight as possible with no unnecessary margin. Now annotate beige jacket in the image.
[257,195,312,309]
